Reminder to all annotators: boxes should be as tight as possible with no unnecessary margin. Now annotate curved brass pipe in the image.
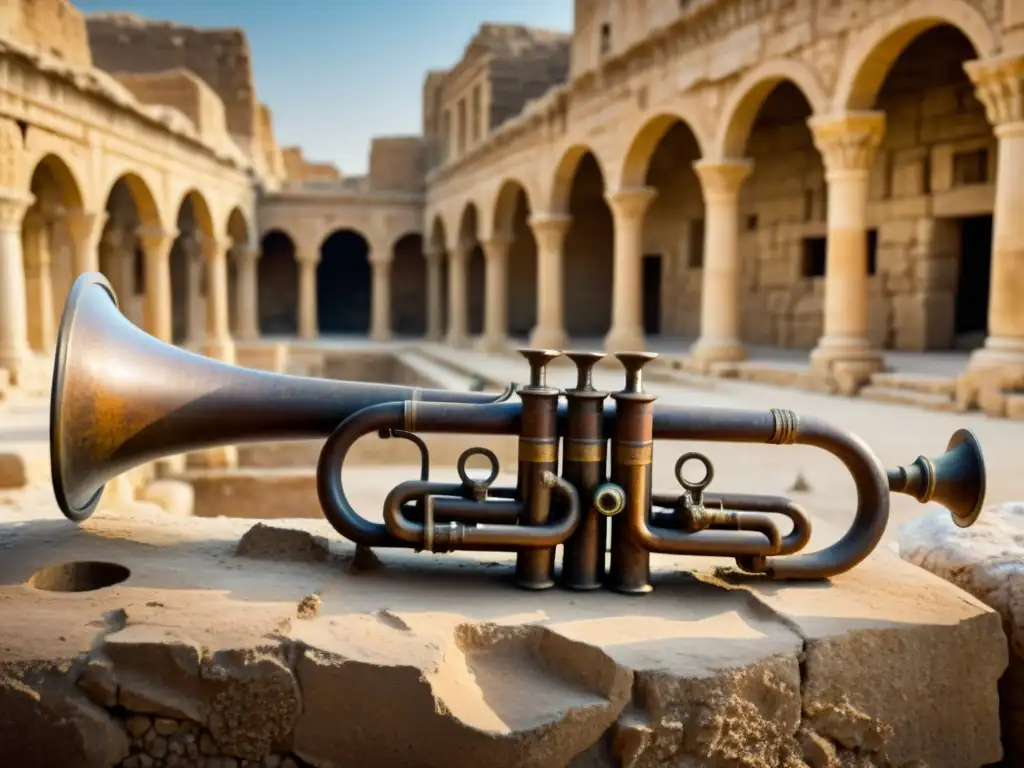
[382,476,580,552]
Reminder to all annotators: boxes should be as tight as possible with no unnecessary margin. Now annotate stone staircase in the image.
[859,371,960,412]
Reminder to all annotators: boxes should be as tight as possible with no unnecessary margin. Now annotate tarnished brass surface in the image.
[50,272,990,590]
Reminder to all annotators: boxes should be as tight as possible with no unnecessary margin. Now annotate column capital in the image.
[528,212,571,236]
[807,111,886,175]
[964,54,1024,130]
[295,250,320,267]
[481,232,512,260]
[693,159,753,202]
[137,226,178,256]
[606,186,657,220]
[200,235,232,261]
[0,190,33,233]
[424,245,445,263]
[63,209,107,242]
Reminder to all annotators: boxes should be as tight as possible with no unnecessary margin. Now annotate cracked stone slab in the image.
[0,503,1007,768]
[900,502,1024,765]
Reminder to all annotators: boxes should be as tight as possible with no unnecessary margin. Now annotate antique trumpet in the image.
[50,272,988,592]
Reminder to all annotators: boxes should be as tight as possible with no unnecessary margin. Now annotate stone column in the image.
[425,247,444,341]
[370,252,392,341]
[297,253,319,340]
[202,236,235,364]
[0,191,33,385]
[605,187,657,353]
[960,55,1024,413]
[64,209,106,276]
[445,241,470,347]
[528,214,571,350]
[478,234,511,351]
[807,111,886,392]
[137,227,177,343]
[186,236,206,346]
[22,208,56,352]
[236,248,260,340]
[690,160,753,366]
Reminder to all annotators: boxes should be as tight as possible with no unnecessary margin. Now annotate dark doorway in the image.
[954,215,992,347]
[258,231,299,335]
[318,229,371,334]
[642,254,662,336]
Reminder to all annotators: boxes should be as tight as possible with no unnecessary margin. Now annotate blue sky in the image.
[75,1,573,175]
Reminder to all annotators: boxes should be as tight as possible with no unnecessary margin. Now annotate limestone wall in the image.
[368,137,425,193]
[281,147,342,184]
[0,0,92,67]
[254,103,287,188]
[489,35,571,131]
[84,13,258,141]
[422,70,448,170]
[112,69,229,150]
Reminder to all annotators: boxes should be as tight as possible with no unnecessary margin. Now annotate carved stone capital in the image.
[0,189,33,233]
[482,232,512,262]
[606,186,657,221]
[807,111,886,176]
[528,213,572,254]
[693,159,753,203]
[201,235,232,262]
[137,226,179,259]
[964,54,1024,129]
[63,209,107,247]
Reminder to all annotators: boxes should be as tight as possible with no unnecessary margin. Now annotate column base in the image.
[689,337,747,368]
[0,348,27,387]
[604,326,646,354]
[957,337,1024,417]
[809,336,884,396]
[476,334,511,353]
[370,329,392,342]
[529,325,569,351]
[202,338,236,365]
[187,446,239,470]
[444,331,471,348]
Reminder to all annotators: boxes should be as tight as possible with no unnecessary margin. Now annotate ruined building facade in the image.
[1,0,1024,419]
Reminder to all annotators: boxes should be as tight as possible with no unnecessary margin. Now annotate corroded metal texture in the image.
[51,272,989,590]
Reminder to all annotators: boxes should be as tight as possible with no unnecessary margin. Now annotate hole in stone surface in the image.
[29,561,131,593]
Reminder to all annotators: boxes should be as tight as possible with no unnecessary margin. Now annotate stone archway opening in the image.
[870,24,986,351]
[493,182,537,340]
[23,155,84,353]
[317,229,371,335]
[428,217,450,337]
[467,244,486,335]
[258,230,298,335]
[564,152,612,339]
[99,174,159,331]
[392,233,427,336]
[743,82,824,349]
[170,195,206,346]
[226,208,249,335]
[638,121,704,340]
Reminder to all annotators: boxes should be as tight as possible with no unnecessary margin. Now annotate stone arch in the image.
[563,149,613,338]
[318,228,372,334]
[620,113,709,189]
[170,191,216,345]
[832,0,997,111]
[100,172,161,230]
[548,144,605,214]
[258,229,298,335]
[492,178,530,237]
[392,231,427,336]
[428,214,448,253]
[26,154,84,211]
[456,202,485,335]
[713,59,830,160]
[175,190,216,241]
[22,154,87,352]
[96,173,162,330]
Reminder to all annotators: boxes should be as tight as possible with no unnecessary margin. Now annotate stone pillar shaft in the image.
[0,192,32,384]
[480,235,510,351]
[298,255,318,340]
[202,237,234,363]
[528,214,571,350]
[425,249,444,341]
[605,187,656,353]
[446,243,469,346]
[236,249,260,340]
[691,160,752,364]
[808,111,886,381]
[64,209,106,277]
[371,255,392,341]
[138,227,177,344]
[187,238,206,344]
[23,209,56,352]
